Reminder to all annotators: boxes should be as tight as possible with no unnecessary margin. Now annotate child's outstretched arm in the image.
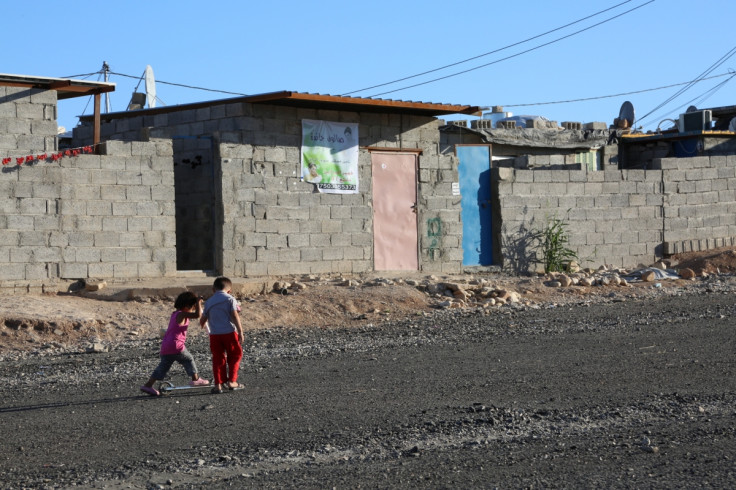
[180,298,203,320]
[231,309,244,342]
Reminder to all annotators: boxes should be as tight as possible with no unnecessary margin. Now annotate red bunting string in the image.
[1,145,95,167]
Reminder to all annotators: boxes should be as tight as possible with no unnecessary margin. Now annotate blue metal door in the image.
[457,145,492,266]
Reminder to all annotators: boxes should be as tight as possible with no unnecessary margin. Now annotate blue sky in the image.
[4,0,735,132]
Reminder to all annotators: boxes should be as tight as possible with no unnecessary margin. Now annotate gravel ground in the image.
[1,276,735,488]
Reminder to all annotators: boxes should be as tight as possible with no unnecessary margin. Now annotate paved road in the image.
[1,288,735,488]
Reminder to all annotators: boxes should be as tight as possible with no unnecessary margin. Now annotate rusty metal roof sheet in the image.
[0,73,115,100]
[79,90,479,121]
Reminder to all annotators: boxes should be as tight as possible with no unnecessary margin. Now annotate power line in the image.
[497,72,734,108]
[366,1,655,98]
[635,45,736,126]
[109,71,248,96]
[342,0,635,96]
[58,71,100,79]
[638,72,736,129]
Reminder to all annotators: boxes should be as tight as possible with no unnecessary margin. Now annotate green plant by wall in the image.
[536,214,579,273]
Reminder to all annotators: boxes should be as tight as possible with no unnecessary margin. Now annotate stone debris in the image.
[641,270,657,282]
[679,268,696,280]
[84,279,107,292]
[85,342,108,354]
[639,435,660,454]
[558,275,573,287]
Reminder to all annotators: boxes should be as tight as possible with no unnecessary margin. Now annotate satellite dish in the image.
[686,105,698,113]
[617,101,635,128]
[144,65,156,109]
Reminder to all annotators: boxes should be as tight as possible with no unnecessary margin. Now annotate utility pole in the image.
[102,61,111,113]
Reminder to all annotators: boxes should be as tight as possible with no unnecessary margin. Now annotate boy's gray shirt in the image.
[204,291,238,335]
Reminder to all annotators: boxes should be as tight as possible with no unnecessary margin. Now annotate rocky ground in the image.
[0,248,735,488]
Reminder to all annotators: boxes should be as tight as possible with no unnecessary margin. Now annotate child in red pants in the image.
[200,277,244,394]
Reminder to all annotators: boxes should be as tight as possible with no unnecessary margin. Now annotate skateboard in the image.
[156,380,211,395]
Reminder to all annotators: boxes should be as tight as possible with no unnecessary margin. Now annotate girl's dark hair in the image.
[174,291,199,310]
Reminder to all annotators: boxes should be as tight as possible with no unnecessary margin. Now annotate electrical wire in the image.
[497,72,734,108]
[109,71,248,96]
[57,71,100,79]
[635,45,736,126]
[638,72,736,129]
[688,73,736,107]
[342,0,635,96]
[366,1,655,98]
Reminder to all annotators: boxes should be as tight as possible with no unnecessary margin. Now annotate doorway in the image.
[456,144,493,266]
[371,152,418,271]
[173,136,215,272]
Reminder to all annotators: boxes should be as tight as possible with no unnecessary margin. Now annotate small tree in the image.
[537,214,579,273]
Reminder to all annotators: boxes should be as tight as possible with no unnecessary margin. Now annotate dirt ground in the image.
[0,246,734,357]
[1,253,735,488]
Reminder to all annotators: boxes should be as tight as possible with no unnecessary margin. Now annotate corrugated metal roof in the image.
[79,90,480,121]
[0,73,115,100]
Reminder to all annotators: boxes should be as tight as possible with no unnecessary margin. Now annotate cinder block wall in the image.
[214,107,461,276]
[493,166,664,273]
[0,140,176,292]
[0,87,58,155]
[76,102,463,276]
[495,154,736,273]
[659,155,736,254]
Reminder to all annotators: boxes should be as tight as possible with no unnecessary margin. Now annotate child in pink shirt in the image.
[140,291,209,396]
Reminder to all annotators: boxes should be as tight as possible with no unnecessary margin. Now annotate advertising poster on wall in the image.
[301,119,359,194]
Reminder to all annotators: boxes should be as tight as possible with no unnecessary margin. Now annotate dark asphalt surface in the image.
[1,286,735,489]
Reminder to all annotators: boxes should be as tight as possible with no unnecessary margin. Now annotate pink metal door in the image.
[371,152,418,270]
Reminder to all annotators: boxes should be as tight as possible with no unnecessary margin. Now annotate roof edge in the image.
[0,73,115,100]
[79,90,479,121]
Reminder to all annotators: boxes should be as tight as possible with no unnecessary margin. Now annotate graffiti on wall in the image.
[427,217,441,260]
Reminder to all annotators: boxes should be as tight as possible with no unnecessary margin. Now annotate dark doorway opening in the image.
[173,136,214,272]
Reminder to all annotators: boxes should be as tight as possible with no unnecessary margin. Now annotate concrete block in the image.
[124,248,151,262]
[147,247,173,268]
[112,262,138,278]
[287,234,310,248]
[321,220,343,233]
[7,215,34,230]
[86,201,112,216]
[583,122,607,130]
[120,232,144,247]
[0,263,25,280]
[112,202,138,216]
[531,170,552,183]
[60,263,88,279]
[102,216,128,232]
[300,248,322,261]
[136,262,164,278]
[116,171,142,186]
[310,233,331,247]
[128,217,152,231]
[266,234,288,249]
[470,119,493,130]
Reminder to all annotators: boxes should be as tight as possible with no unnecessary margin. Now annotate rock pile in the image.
[544,265,630,288]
